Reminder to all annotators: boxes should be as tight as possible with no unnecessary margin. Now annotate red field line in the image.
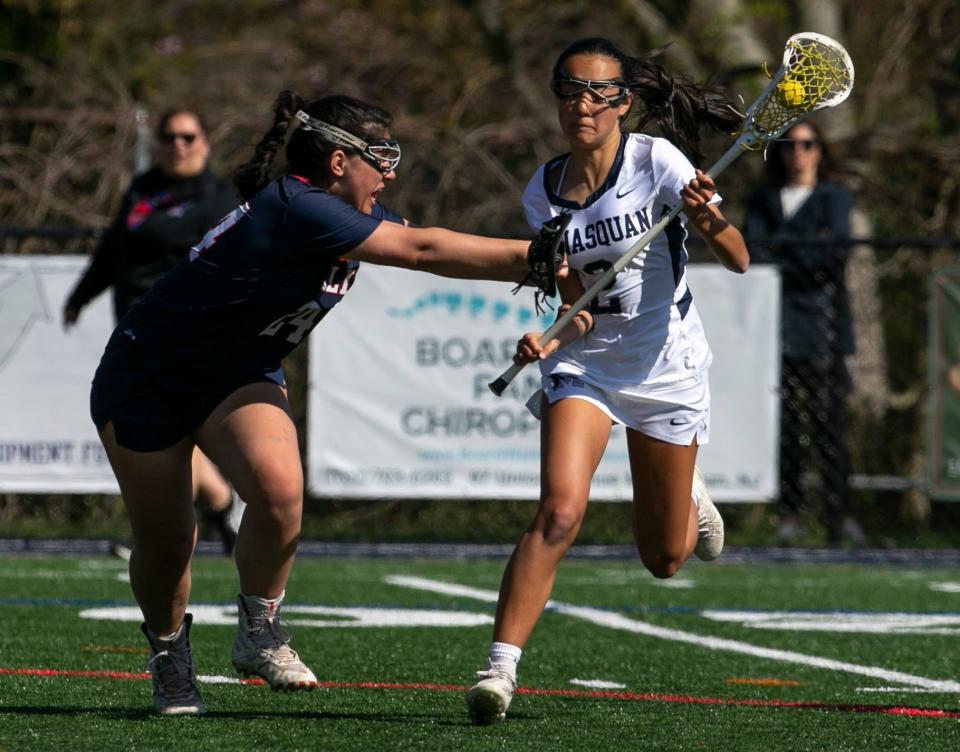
[3,668,958,719]
[512,685,960,719]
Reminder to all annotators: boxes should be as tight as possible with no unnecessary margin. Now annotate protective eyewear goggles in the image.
[550,74,629,106]
[295,110,401,175]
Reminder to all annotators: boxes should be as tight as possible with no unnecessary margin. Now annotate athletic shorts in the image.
[90,331,286,453]
[526,371,710,447]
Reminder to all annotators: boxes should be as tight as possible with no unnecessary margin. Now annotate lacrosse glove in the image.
[514,212,571,313]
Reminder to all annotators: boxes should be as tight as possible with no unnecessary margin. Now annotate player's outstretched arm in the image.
[347,222,566,295]
[346,220,565,285]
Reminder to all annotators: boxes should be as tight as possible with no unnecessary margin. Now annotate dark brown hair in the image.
[154,109,209,140]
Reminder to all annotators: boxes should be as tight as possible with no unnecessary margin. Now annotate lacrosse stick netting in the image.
[489,32,854,396]
[750,32,854,138]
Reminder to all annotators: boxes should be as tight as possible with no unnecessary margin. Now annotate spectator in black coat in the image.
[64,109,243,553]
[64,109,237,322]
[743,119,864,547]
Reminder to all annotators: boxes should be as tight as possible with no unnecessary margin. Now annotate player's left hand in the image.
[526,212,572,298]
[680,169,717,216]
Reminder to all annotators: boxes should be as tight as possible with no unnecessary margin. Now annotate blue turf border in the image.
[2,538,960,565]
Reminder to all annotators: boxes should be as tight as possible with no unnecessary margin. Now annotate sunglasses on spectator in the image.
[778,138,819,151]
[159,132,199,145]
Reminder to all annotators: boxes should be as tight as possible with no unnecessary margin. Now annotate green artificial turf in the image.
[1,555,958,751]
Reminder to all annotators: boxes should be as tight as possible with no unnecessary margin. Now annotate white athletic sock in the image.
[154,620,186,644]
[239,590,285,619]
[487,641,522,674]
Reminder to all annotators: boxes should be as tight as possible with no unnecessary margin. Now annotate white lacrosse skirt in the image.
[526,301,712,447]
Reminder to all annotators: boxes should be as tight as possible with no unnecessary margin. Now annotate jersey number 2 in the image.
[582,260,622,314]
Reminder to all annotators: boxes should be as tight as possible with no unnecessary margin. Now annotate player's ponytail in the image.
[233,89,304,201]
[623,56,740,164]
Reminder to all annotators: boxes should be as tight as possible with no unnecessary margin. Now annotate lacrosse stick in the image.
[489,31,854,396]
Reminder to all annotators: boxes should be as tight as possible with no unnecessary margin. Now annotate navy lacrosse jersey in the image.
[111,174,402,390]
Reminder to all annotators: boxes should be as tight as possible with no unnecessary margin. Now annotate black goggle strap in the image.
[294,110,400,173]
[550,76,629,105]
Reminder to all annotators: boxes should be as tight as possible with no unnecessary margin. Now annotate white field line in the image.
[387,575,960,693]
[856,687,953,694]
[198,675,249,685]
[0,569,121,580]
[386,577,501,603]
[569,678,627,689]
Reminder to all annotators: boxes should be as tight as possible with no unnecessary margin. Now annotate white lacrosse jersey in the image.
[521,133,717,397]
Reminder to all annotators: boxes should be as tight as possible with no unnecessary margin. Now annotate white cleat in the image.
[466,664,516,725]
[142,614,204,716]
[231,595,318,691]
[692,465,724,561]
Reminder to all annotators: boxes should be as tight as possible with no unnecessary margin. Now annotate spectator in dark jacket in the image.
[743,119,864,547]
[64,109,237,322]
[64,108,242,552]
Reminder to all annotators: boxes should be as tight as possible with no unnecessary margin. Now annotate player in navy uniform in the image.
[465,38,750,724]
[64,109,244,555]
[91,90,552,715]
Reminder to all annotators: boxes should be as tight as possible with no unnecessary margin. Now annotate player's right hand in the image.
[514,332,561,364]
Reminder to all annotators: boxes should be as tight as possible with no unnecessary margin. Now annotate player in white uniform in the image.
[467,37,750,725]
[522,132,719,434]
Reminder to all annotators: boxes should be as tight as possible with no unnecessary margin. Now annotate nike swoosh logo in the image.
[669,418,689,426]
[616,182,643,199]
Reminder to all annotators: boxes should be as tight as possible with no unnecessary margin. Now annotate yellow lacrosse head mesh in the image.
[751,36,854,135]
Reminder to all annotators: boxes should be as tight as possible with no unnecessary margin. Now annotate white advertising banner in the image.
[308,264,780,501]
[0,255,119,493]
